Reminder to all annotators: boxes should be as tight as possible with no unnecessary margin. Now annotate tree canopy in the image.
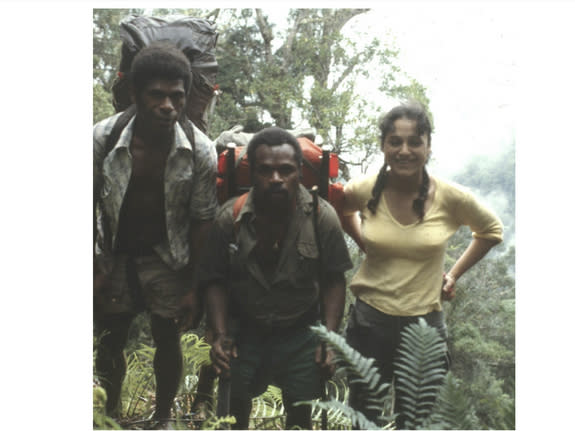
[93,8,430,179]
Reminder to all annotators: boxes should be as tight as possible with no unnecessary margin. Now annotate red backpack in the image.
[216,136,345,217]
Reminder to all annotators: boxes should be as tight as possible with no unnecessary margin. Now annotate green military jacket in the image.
[200,184,353,329]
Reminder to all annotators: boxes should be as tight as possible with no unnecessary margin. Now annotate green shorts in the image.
[230,324,322,402]
[94,253,192,318]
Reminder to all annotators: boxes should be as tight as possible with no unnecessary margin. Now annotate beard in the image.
[254,184,293,216]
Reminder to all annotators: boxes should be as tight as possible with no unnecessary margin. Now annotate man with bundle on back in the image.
[199,127,353,429]
[93,41,218,429]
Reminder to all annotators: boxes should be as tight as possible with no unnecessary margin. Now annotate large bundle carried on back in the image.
[215,126,346,217]
[111,15,219,133]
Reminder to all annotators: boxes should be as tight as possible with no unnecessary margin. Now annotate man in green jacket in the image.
[200,127,352,429]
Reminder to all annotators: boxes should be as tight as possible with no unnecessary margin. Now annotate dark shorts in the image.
[94,253,192,318]
[345,299,450,427]
[345,299,449,382]
[229,324,322,402]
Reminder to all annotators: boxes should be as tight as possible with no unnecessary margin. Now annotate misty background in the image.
[265,5,516,248]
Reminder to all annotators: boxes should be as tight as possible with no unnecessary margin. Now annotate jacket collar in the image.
[116,115,192,153]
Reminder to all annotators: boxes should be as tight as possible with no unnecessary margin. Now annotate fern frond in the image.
[250,384,285,429]
[309,325,389,413]
[123,347,156,418]
[300,399,379,430]
[201,414,236,430]
[394,318,448,429]
[257,385,284,417]
[181,333,212,369]
[421,373,480,430]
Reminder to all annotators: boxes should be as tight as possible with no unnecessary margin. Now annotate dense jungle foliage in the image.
[93,8,515,430]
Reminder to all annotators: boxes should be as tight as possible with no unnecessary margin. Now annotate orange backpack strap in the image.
[232,192,249,219]
[232,192,249,237]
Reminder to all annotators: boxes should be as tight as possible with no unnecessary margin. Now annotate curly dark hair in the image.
[367,102,433,221]
[129,41,192,98]
[246,127,303,175]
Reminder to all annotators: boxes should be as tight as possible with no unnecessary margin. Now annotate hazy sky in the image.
[263,4,517,178]
[354,5,517,178]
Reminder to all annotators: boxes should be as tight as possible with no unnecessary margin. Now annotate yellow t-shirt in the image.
[343,174,503,316]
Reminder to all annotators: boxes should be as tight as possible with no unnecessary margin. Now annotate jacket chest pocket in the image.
[292,241,319,284]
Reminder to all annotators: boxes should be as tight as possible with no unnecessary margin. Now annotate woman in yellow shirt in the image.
[342,102,503,426]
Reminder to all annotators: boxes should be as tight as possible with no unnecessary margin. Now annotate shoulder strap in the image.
[104,104,137,157]
[232,192,249,238]
[233,192,249,219]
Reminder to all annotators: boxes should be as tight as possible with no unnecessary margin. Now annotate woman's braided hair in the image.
[367,102,433,221]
